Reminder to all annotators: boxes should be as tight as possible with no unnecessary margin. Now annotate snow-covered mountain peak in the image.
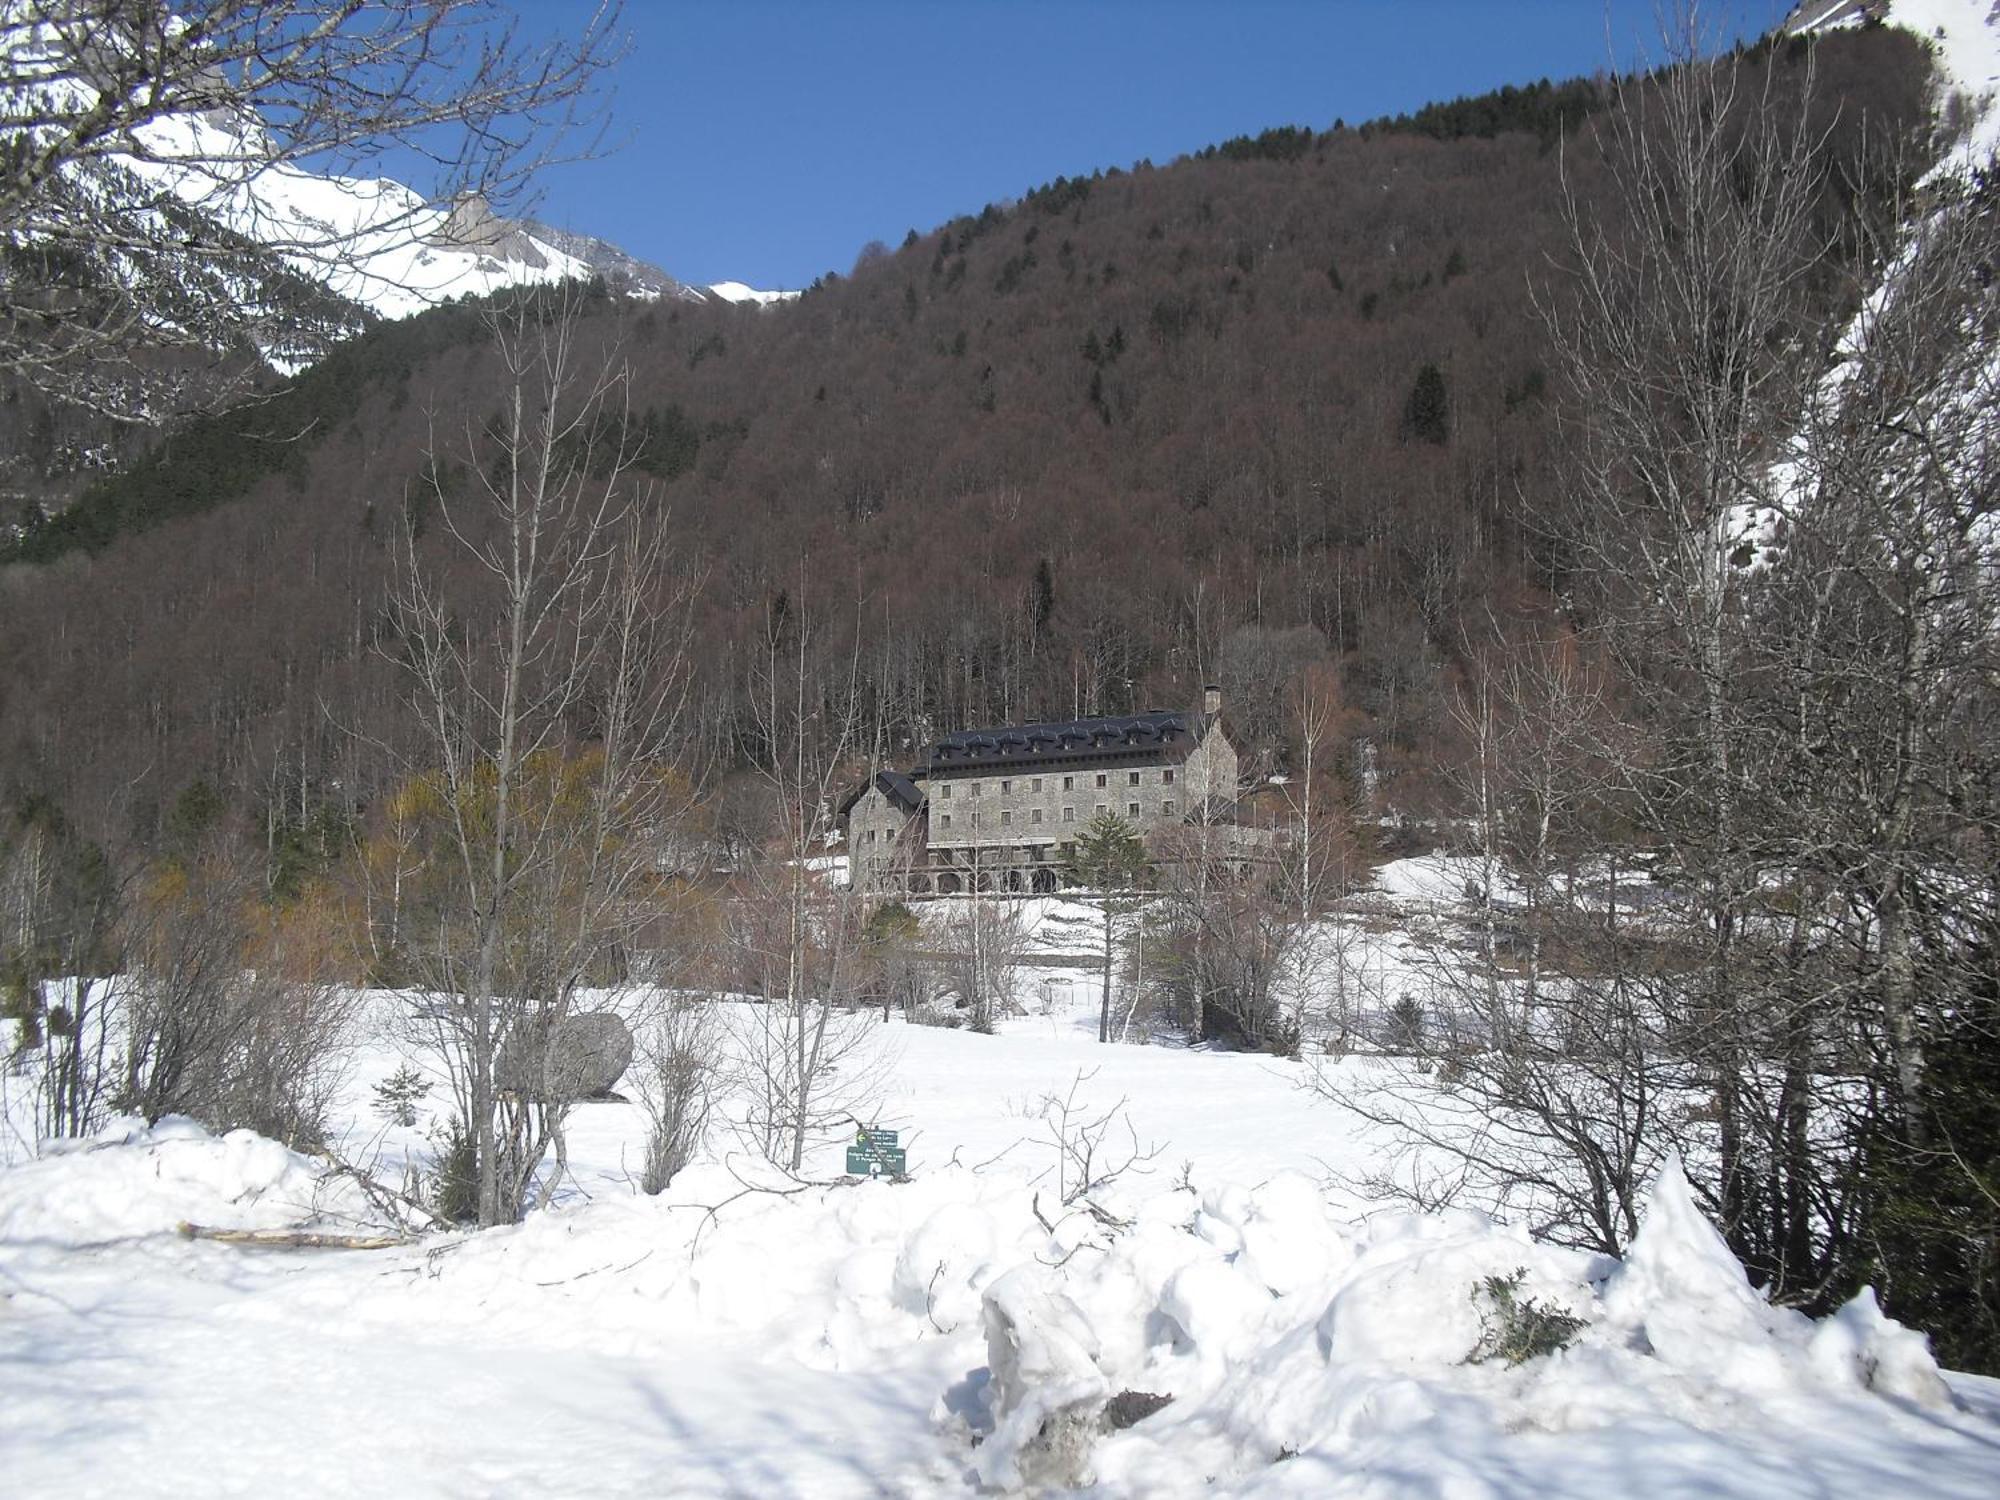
[2,2,792,373]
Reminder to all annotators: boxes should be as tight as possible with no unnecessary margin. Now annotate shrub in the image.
[428,1114,479,1223]
[1467,1269,1585,1365]
[1386,995,1426,1053]
[635,1000,716,1195]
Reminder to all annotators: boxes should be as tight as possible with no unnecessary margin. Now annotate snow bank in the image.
[3,1002,1993,1496]
[0,1115,386,1245]
[962,1159,1963,1495]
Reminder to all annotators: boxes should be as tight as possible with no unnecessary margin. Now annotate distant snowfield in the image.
[705,279,802,307]
[4,961,1999,1496]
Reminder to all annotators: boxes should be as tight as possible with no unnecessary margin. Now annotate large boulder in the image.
[495,1011,634,1102]
[542,1012,634,1101]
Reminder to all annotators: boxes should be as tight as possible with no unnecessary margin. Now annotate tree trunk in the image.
[1098,904,1113,1044]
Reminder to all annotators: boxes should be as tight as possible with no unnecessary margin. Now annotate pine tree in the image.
[1065,813,1150,1043]
[1030,558,1056,636]
[1401,362,1450,444]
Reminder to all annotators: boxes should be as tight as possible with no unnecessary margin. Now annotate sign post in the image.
[845,1127,908,1179]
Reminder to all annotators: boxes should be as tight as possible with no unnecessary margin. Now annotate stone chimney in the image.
[1203,684,1222,717]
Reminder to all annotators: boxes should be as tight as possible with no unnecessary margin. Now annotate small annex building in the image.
[842,686,1260,896]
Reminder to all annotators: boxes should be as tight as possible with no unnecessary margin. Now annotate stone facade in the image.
[842,690,1267,896]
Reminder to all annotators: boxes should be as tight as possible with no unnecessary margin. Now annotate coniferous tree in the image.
[1401,362,1450,444]
[1064,812,1150,1044]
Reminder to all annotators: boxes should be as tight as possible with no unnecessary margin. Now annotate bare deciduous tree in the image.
[1540,23,1837,1259]
[941,891,1030,1033]
[632,992,717,1194]
[116,844,357,1147]
[728,580,886,1173]
[385,289,694,1225]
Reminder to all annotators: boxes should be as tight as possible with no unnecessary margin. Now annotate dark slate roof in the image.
[837,768,928,818]
[877,770,925,814]
[920,711,1200,774]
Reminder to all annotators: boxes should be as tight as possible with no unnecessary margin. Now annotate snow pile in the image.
[0,1115,386,1245]
[963,1160,1963,1494]
[1,1067,1994,1494]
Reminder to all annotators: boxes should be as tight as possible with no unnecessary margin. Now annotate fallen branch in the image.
[177,1222,414,1251]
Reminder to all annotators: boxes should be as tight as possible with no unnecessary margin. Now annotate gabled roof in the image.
[877,770,925,813]
[837,768,929,818]
[920,710,1203,774]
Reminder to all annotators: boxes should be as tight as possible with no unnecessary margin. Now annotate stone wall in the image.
[849,784,920,891]
[928,756,1188,854]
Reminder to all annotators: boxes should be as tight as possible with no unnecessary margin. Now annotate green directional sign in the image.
[845,1126,907,1178]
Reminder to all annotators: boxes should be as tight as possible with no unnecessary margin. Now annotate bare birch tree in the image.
[385,289,693,1225]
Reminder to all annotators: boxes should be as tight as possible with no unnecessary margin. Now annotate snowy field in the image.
[5,1026,1998,1496]
[4,865,2000,1497]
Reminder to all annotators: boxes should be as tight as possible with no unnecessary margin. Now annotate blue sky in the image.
[524,1,1782,291]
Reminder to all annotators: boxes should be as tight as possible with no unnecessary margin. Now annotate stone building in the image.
[843,687,1267,896]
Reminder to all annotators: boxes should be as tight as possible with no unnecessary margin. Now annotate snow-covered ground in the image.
[4,951,1998,1496]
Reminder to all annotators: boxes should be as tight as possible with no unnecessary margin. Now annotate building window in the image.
[1032,777,1043,792]
[1163,768,1175,785]
[971,811,981,827]
[940,814,952,829]
[1096,803,1107,816]
[1127,801,1140,817]
[1031,808,1043,824]
[1095,773,1107,788]
[1063,807,1076,823]
[970,781,981,797]
[1162,800,1175,817]
[1128,770,1141,786]
[1001,779,1012,793]
[1000,810,1013,827]
[1063,776,1075,791]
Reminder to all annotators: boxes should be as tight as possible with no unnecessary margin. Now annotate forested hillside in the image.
[0,26,1930,857]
